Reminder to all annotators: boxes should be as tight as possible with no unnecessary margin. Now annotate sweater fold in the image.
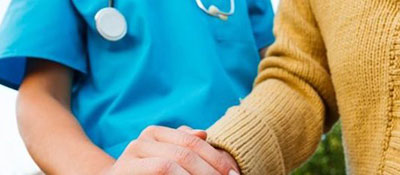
[209,0,400,174]
[207,0,339,173]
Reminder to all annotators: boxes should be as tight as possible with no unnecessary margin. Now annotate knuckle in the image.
[175,148,196,164]
[141,125,159,137]
[154,159,177,175]
[182,135,202,149]
[128,140,139,148]
[145,125,159,133]
[126,140,141,152]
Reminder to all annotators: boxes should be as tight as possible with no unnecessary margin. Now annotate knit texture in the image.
[207,0,400,174]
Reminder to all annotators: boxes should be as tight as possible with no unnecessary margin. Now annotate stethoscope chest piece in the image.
[95,7,127,42]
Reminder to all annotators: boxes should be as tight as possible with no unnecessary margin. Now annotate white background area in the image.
[0,0,43,174]
[0,0,280,174]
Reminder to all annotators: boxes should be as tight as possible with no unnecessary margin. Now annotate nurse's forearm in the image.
[17,90,115,174]
[17,59,115,174]
[17,59,238,175]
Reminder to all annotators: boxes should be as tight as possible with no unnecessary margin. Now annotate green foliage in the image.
[291,122,346,175]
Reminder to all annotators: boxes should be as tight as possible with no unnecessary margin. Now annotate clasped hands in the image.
[106,126,240,175]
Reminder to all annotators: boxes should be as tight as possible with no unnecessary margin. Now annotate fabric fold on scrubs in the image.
[0,0,87,89]
[248,0,275,49]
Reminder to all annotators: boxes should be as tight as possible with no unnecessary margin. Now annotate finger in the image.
[131,157,191,175]
[129,139,220,175]
[140,126,236,175]
[178,125,207,140]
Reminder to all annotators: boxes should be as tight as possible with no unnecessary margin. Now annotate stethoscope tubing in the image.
[195,0,235,16]
[98,0,235,42]
[108,0,235,16]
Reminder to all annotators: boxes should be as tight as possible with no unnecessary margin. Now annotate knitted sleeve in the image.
[206,0,339,174]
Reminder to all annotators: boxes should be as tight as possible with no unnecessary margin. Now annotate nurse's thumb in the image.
[178,125,207,140]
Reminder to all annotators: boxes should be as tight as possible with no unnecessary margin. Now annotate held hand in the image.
[177,126,240,175]
[107,125,240,175]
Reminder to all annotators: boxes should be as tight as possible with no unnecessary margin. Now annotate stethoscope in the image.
[95,0,235,42]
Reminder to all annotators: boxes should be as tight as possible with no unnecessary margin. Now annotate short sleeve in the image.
[0,0,87,90]
[248,0,275,49]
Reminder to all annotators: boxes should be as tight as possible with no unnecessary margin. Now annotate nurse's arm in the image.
[17,59,116,174]
[17,59,234,175]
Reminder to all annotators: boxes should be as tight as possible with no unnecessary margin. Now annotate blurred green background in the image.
[291,122,346,175]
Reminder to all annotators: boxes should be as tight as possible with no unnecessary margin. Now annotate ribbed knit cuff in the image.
[207,79,325,174]
[207,106,286,174]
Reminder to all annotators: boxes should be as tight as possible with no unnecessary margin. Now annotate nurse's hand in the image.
[138,125,239,175]
[107,126,239,175]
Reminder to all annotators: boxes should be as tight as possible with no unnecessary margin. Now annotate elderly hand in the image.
[177,125,240,174]
[106,125,240,175]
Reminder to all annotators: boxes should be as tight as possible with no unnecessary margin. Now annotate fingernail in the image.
[229,169,240,175]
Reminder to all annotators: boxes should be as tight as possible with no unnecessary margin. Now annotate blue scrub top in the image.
[0,0,274,158]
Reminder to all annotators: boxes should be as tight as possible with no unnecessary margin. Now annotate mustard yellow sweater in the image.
[207,0,400,174]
